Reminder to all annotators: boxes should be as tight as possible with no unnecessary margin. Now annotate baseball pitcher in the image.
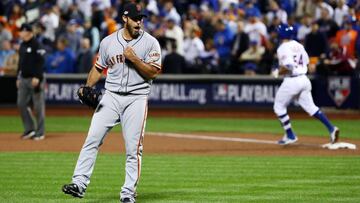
[62,3,162,203]
[274,24,339,145]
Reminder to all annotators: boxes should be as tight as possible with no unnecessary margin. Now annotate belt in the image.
[288,74,305,78]
[110,91,131,96]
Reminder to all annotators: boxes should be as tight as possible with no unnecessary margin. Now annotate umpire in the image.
[17,23,46,140]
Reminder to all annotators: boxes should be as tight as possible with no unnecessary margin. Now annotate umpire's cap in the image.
[20,23,33,32]
[122,3,147,19]
[277,24,294,40]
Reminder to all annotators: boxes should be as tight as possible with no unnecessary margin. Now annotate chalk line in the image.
[147,132,278,145]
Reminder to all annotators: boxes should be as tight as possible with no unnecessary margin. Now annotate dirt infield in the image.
[0,106,359,156]
[1,132,359,156]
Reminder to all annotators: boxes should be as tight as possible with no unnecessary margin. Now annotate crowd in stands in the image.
[0,0,359,76]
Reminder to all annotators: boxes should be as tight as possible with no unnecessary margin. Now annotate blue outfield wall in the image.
[0,74,359,109]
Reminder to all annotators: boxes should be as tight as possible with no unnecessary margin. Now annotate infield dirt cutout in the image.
[0,107,359,156]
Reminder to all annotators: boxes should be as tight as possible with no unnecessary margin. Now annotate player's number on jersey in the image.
[293,54,303,66]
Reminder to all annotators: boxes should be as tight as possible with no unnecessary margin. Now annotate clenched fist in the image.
[124,46,138,62]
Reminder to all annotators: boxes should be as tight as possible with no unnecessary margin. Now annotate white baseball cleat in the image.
[278,134,298,145]
[330,127,339,144]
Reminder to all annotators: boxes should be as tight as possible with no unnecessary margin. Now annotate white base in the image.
[322,142,357,150]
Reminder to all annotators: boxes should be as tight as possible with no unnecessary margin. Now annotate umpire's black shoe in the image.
[62,183,85,198]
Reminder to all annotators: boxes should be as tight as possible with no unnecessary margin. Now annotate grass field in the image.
[0,116,360,202]
[0,153,359,203]
[0,116,359,138]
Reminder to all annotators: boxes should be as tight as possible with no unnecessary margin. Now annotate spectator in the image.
[316,7,339,40]
[259,29,278,74]
[230,20,249,73]
[83,20,100,54]
[144,12,161,35]
[90,1,105,32]
[220,0,238,12]
[320,42,356,75]
[334,0,349,27]
[199,38,220,73]
[33,22,54,55]
[146,0,159,15]
[2,39,20,76]
[297,14,313,43]
[183,26,205,72]
[244,1,262,19]
[23,0,41,24]
[295,0,316,18]
[335,17,358,59]
[163,1,181,25]
[214,19,235,73]
[76,0,93,20]
[304,22,328,73]
[305,22,329,57]
[0,21,12,46]
[163,40,186,74]
[266,15,282,36]
[7,3,25,39]
[239,40,265,75]
[187,4,201,21]
[198,8,216,42]
[164,17,184,56]
[40,4,60,42]
[314,0,334,20]
[266,0,287,25]
[101,7,118,36]
[0,40,15,71]
[77,38,94,73]
[56,0,74,14]
[45,37,76,73]
[244,10,267,47]
[63,3,85,23]
[59,19,82,56]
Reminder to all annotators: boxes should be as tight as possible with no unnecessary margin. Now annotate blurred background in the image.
[0,0,359,109]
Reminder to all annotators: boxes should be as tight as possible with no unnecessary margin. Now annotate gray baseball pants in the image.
[72,90,148,200]
[17,77,45,136]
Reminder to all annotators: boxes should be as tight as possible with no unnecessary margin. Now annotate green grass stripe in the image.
[0,153,359,202]
[0,116,359,139]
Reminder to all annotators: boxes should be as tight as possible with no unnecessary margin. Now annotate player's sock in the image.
[313,110,334,133]
[278,114,296,139]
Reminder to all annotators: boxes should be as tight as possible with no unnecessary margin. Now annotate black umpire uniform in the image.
[17,23,46,140]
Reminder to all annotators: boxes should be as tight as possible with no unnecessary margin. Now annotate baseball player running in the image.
[274,24,339,145]
[62,3,162,203]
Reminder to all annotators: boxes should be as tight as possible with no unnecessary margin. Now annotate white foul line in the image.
[147,132,278,145]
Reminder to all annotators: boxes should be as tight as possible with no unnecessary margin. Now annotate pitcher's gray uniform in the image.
[71,28,161,200]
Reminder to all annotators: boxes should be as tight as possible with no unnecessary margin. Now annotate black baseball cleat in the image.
[120,197,135,203]
[21,131,35,139]
[32,134,45,141]
[62,183,85,198]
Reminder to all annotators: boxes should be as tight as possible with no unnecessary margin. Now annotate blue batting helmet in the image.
[277,24,294,40]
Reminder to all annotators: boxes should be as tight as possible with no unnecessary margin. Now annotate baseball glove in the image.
[77,86,102,109]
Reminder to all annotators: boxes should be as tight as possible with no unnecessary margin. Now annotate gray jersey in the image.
[95,28,162,95]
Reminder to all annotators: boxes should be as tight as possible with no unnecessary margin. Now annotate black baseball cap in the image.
[20,23,33,32]
[123,3,147,19]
